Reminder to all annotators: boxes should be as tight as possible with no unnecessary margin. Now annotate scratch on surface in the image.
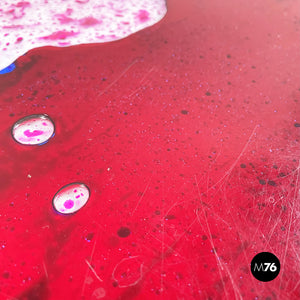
[131,174,153,216]
[111,256,144,288]
[163,217,198,259]
[81,228,100,296]
[205,125,258,194]
[251,207,268,244]
[223,191,258,295]
[160,212,166,294]
[127,66,156,98]
[85,259,103,282]
[140,66,156,84]
[98,58,140,96]
[266,210,283,245]
[43,261,49,279]
[194,175,232,300]
[211,211,231,228]
[147,231,185,261]
[291,278,300,294]
[279,159,300,294]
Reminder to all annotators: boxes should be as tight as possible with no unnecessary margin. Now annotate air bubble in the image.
[52,183,90,214]
[11,114,55,145]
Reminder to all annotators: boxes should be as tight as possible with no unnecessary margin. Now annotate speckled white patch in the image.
[0,0,167,70]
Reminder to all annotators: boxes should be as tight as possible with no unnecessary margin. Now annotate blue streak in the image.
[0,63,16,74]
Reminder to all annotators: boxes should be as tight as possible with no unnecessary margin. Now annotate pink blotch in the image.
[23,129,43,137]
[58,42,71,46]
[137,10,149,22]
[55,14,74,24]
[66,8,73,15]
[16,2,31,8]
[3,25,23,29]
[79,16,100,27]
[64,200,74,209]
[40,31,79,40]
[7,1,31,19]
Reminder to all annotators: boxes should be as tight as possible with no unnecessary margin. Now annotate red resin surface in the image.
[0,0,300,299]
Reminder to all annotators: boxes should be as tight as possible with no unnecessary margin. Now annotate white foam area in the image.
[0,0,167,71]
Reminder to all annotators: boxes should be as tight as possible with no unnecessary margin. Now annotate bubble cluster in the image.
[52,183,90,214]
[11,114,55,145]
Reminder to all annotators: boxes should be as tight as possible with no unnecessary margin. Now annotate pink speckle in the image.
[64,200,74,209]
[55,14,74,24]
[23,129,43,137]
[41,31,79,40]
[74,189,77,193]
[137,10,149,22]
[42,122,47,126]
[55,8,74,24]
[7,1,30,19]
[75,0,89,3]
[16,37,23,43]
[16,1,30,8]
[66,8,73,15]
[3,25,23,29]
[79,16,100,27]
[75,195,80,199]
[58,42,71,46]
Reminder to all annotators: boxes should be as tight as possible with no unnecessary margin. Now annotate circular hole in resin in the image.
[52,183,90,214]
[11,114,55,145]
